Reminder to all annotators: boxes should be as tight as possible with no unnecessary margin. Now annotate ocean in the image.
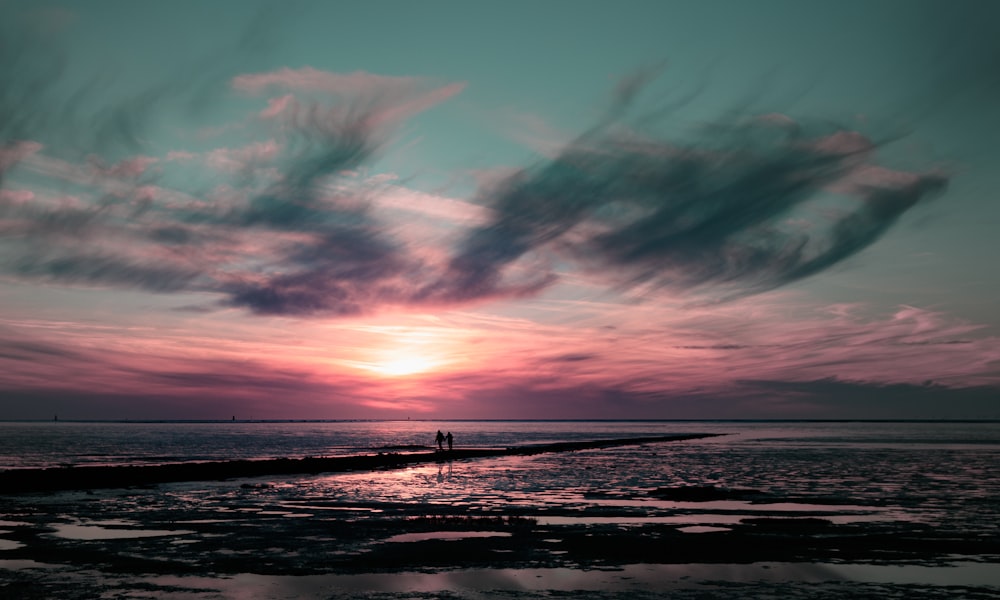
[1,420,999,598]
[4,419,998,469]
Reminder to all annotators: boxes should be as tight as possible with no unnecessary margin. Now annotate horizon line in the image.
[2,418,998,424]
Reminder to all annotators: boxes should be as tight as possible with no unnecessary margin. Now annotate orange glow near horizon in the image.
[348,325,459,379]
[363,352,442,377]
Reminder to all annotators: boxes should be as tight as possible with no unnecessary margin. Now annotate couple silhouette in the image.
[435,430,453,451]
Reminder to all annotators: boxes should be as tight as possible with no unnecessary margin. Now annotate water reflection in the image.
[383,531,511,543]
[0,538,23,550]
[49,521,194,540]
[436,461,452,483]
[148,561,1000,597]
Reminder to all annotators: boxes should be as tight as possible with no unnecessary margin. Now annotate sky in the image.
[1,0,998,420]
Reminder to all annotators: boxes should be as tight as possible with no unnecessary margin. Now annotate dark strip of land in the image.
[0,433,720,494]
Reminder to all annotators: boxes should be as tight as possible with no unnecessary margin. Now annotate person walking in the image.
[435,430,445,451]
[446,431,453,451]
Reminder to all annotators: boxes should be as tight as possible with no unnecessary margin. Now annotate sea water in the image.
[3,420,999,540]
[0,419,723,468]
[3,419,998,470]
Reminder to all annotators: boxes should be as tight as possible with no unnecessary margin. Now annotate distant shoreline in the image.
[2,418,997,424]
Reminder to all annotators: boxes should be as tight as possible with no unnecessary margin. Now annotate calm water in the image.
[1,420,998,469]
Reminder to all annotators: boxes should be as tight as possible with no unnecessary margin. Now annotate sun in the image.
[369,355,439,377]
[349,325,456,378]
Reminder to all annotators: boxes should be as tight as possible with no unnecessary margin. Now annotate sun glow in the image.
[343,323,464,379]
[367,354,440,377]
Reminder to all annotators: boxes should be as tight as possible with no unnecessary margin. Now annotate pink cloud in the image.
[132,185,159,203]
[232,67,465,131]
[0,141,43,172]
[1,293,997,419]
[367,82,466,128]
[259,94,295,119]
[756,113,799,128]
[842,165,942,191]
[205,140,281,172]
[344,298,1000,418]
[434,296,1000,399]
[0,189,35,204]
[367,181,490,226]
[799,127,947,197]
[811,130,874,156]
[232,67,422,96]
[88,155,159,179]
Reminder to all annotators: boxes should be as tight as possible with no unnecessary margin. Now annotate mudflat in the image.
[1,434,998,599]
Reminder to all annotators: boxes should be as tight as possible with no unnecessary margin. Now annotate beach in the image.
[1,421,999,598]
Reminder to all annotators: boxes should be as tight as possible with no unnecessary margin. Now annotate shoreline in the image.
[0,433,721,494]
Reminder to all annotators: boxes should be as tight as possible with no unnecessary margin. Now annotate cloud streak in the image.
[442,83,948,304]
[1,15,466,316]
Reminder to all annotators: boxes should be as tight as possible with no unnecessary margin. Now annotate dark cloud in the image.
[10,252,203,293]
[548,353,598,363]
[0,202,104,238]
[441,92,947,303]
[0,337,87,362]
[738,378,1000,420]
[146,225,202,245]
[418,377,684,420]
[222,230,412,316]
[426,373,1000,420]
[675,344,751,350]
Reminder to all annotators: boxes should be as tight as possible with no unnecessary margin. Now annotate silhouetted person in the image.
[435,430,445,450]
[446,431,453,451]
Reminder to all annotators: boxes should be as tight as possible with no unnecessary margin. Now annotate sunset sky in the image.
[2,0,998,420]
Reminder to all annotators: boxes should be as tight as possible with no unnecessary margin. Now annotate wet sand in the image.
[2,434,998,599]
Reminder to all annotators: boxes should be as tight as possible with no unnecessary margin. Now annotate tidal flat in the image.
[1,424,999,598]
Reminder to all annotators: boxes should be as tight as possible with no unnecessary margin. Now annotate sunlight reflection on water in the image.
[383,530,512,543]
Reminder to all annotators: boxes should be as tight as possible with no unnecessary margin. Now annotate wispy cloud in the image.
[439,77,947,305]
[0,141,43,175]
[1,15,470,317]
[2,6,950,326]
